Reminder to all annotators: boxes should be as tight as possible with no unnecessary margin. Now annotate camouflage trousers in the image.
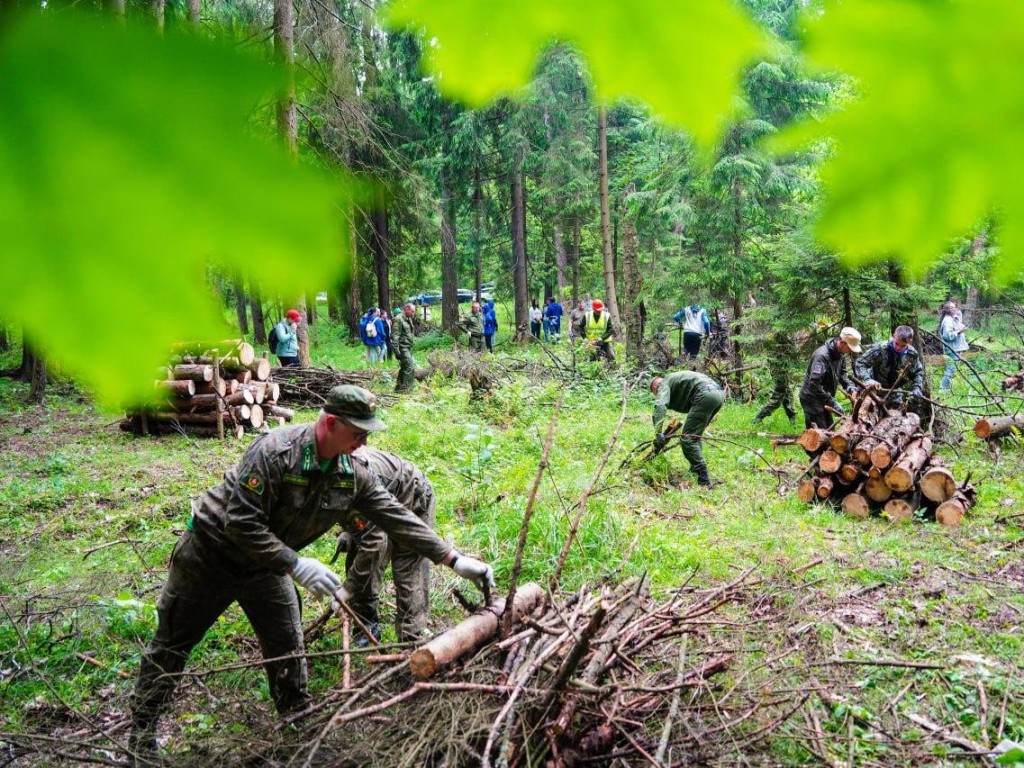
[468,334,485,353]
[677,386,726,474]
[348,489,435,642]
[754,372,795,422]
[131,533,308,735]
[396,347,416,393]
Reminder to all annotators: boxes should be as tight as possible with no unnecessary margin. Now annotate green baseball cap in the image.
[324,385,387,431]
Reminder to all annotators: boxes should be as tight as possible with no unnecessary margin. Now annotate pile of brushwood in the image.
[273,366,392,408]
[793,395,976,525]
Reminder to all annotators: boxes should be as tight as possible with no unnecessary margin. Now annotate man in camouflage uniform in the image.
[799,327,861,429]
[753,331,797,425]
[854,325,926,408]
[129,386,493,765]
[337,447,436,645]
[459,301,485,353]
[650,371,726,487]
[392,303,417,393]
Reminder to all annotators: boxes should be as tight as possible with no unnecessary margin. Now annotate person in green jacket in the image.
[651,371,726,487]
[392,303,417,393]
[459,302,485,352]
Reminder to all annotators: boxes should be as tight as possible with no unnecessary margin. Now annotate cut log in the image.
[172,364,214,382]
[869,413,921,469]
[936,487,976,526]
[226,389,256,407]
[174,393,223,410]
[884,436,933,493]
[851,412,905,466]
[195,379,227,397]
[920,466,957,503]
[838,463,863,485]
[249,358,271,382]
[842,489,871,519]
[265,404,294,422]
[796,428,830,454]
[830,398,880,455]
[142,411,222,426]
[267,382,281,402]
[816,475,835,499]
[121,418,244,438]
[974,415,1024,440]
[819,450,843,474]
[248,404,265,429]
[883,493,919,523]
[797,478,817,503]
[230,404,252,423]
[864,468,892,503]
[235,370,253,385]
[273,416,286,427]
[409,583,545,680]
[156,379,196,397]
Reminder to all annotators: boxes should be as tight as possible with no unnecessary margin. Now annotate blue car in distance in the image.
[406,288,491,306]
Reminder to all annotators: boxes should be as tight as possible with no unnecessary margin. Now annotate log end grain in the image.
[819,450,843,474]
[883,498,915,523]
[842,493,871,519]
[920,467,956,503]
[936,500,966,526]
[409,650,437,681]
[796,479,817,504]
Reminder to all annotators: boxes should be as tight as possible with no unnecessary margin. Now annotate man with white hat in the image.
[798,327,862,429]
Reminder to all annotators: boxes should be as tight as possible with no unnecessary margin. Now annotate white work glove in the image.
[290,557,342,599]
[330,584,353,615]
[450,552,495,590]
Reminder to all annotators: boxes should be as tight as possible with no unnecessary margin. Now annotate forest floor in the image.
[1,321,1024,766]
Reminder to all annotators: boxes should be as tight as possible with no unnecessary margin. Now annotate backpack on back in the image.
[364,318,378,339]
[268,324,281,354]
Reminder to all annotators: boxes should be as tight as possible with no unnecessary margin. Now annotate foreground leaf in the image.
[0,15,349,405]
[777,0,1024,279]
[386,0,771,148]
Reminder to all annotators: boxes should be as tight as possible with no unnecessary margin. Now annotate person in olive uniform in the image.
[753,331,798,425]
[340,447,436,645]
[650,371,726,487]
[798,327,861,429]
[129,386,493,764]
[460,302,485,352]
[393,303,417,393]
[854,325,926,408]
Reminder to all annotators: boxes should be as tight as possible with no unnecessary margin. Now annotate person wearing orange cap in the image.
[576,299,616,362]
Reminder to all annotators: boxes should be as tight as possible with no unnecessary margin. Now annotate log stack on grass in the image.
[793,395,976,525]
[121,340,293,438]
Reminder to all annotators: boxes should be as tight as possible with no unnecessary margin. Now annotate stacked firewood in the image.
[120,340,295,439]
[794,396,976,525]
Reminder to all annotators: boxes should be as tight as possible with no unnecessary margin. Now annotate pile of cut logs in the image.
[793,396,976,525]
[121,340,295,439]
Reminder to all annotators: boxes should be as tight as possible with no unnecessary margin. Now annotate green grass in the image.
[2,325,1024,763]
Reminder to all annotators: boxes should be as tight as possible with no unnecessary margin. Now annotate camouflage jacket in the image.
[344,448,435,595]
[189,423,451,576]
[853,342,925,394]
[460,313,484,337]
[392,314,416,352]
[652,371,722,434]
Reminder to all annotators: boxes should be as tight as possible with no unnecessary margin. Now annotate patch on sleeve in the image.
[351,515,367,531]
[240,473,265,496]
[810,361,825,376]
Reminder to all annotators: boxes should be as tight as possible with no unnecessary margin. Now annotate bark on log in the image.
[797,478,817,503]
[830,398,880,455]
[974,415,1024,440]
[883,493,919,523]
[884,436,932,493]
[409,582,545,680]
[1002,373,1024,391]
[121,419,244,439]
[869,413,921,469]
[842,489,871,519]
[265,405,294,422]
[936,488,976,526]
[249,358,271,381]
[155,379,196,397]
[173,364,214,382]
[818,450,843,474]
[920,466,957,503]
[195,379,227,397]
[797,428,830,454]
[851,412,904,466]
[235,370,253,385]
[141,411,221,425]
[241,383,266,404]
[226,389,256,406]
[229,404,252,423]
[864,468,893,503]
[173,393,223,410]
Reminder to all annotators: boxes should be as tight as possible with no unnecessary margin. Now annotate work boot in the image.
[353,621,381,649]
[693,466,714,488]
[784,407,797,424]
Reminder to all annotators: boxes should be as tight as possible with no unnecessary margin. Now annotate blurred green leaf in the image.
[0,15,350,405]
[385,0,771,148]
[775,0,1024,280]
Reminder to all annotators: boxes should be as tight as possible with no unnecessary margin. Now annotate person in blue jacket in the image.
[483,299,498,352]
[272,310,301,367]
[359,308,386,364]
[544,296,563,343]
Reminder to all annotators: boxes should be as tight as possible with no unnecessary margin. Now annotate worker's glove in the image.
[863,380,881,391]
[290,557,342,599]
[830,399,846,416]
[911,387,924,400]
[330,584,353,615]
[653,433,668,452]
[450,552,495,590]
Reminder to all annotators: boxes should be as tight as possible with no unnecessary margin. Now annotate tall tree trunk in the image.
[234,275,249,335]
[571,216,581,306]
[274,0,297,157]
[305,292,316,324]
[553,221,568,299]
[440,192,459,334]
[473,169,484,302]
[621,217,643,363]
[21,343,45,404]
[597,107,621,334]
[250,286,267,343]
[347,210,362,337]
[188,0,200,25]
[511,163,529,341]
[371,196,390,313]
[731,173,744,380]
[153,0,165,32]
[327,289,341,322]
[842,286,853,329]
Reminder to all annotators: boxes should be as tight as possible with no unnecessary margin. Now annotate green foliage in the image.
[778,0,1024,280]
[385,0,771,148]
[0,14,350,405]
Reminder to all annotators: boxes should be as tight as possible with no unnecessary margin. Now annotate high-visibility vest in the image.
[586,311,608,336]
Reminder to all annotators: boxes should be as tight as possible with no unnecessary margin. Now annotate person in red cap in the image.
[271,309,301,367]
[575,299,616,362]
